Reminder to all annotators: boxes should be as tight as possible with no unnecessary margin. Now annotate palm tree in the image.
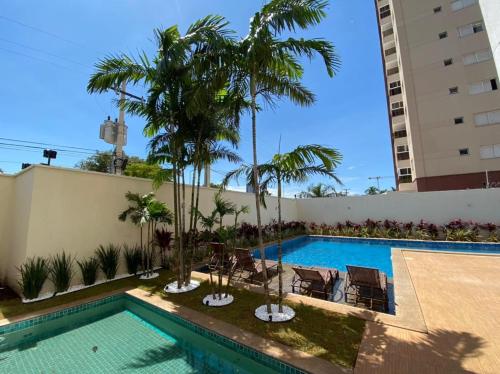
[223,144,342,314]
[88,16,240,289]
[118,192,172,277]
[231,0,340,313]
[299,183,340,198]
[365,186,387,195]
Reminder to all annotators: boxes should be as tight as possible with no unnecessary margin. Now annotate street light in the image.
[43,149,57,166]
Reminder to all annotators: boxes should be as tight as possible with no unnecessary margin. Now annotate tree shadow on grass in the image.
[355,322,486,373]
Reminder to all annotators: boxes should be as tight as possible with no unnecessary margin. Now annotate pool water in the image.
[0,295,291,374]
[257,236,500,278]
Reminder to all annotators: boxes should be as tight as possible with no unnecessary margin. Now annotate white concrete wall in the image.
[1,166,297,291]
[2,165,500,293]
[296,189,500,225]
[0,174,15,282]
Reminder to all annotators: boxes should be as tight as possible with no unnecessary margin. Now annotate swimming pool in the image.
[257,236,500,278]
[0,294,303,373]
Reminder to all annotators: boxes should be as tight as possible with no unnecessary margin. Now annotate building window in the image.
[396,145,410,160]
[433,6,442,13]
[463,49,493,65]
[383,28,394,38]
[451,0,478,12]
[389,81,402,96]
[475,110,500,126]
[398,168,412,183]
[439,31,448,39]
[454,117,464,124]
[391,101,405,117]
[387,66,399,75]
[480,144,500,159]
[385,46,397,56]
[379,5,391,19]
[394,129,407,138]
[459,148,469,156]
[469,79,498,95]
[396,145,409,153]
[458,22,484,38]
[449,86,459,94]
[443,58,453,66]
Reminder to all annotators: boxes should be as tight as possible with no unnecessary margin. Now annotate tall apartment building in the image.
[375,0,500,192]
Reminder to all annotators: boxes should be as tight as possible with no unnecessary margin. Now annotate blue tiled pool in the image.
[0,295,304,374]
[256,236,500,278]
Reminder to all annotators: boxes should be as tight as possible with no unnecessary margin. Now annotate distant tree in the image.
[365,186,387,195]
[76,151,171,181]
[299,183,342,198]
[124,161,172,181]
[76,151,113,172]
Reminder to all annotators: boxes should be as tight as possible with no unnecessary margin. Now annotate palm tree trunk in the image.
[225,213,238,297]
[277,177,283,313]
[174,162,183,288]
[250,74,271,314]
[140,226,144,275]
[181,168,188,285]
[146,222,151,277]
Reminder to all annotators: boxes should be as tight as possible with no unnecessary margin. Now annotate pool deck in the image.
[2,249,500,373]
[355,250,500,374]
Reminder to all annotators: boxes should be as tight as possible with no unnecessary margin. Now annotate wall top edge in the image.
[3,164,298,201]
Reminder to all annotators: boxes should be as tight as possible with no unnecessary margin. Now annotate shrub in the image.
[96,244,121,280]
[77,257,99,286]
[50,251,74,294]
[17,257,50,300]
[155,228,172,268]
[123,245,142,275]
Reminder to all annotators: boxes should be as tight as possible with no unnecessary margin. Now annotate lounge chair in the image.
[291,266,339,300]
[344,265,389,312]
[233,248,277,284]
[207,242,231,272]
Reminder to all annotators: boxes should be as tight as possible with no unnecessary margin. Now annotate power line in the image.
[0,146,91,159]
[0,46,71,70]
[0,137,99,152]
[0,142,94,155]
[0,15,85,48]
[0,37,90,68]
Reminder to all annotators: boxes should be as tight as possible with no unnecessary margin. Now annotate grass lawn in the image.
[0,270,365,368]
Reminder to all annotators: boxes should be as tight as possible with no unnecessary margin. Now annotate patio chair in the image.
[291,266,339,300]
[207,242,231,272]
[344,265,389,312]
[233,248,278,284]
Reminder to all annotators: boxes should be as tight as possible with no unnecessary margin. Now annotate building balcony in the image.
[393,129,407,139]
[398,175,412,184]
[397,152,410,161]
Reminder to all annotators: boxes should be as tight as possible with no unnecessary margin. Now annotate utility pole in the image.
[114,81,127,175]
[99,83,142,175]
[368,176,392,190]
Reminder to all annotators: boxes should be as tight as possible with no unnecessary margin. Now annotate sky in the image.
[0,0,395,196]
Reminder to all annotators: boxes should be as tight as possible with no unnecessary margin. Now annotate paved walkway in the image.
[355,251,500,374]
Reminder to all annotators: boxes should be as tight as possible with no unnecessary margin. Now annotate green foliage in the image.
[123,245,142,275]
[95,244,121,280]
[76,151,113,172]
[123,161,172,181]
[49,251,74,294]
[77,257,99,286]
[444,228,478,242]
[17,257,50,300]
[299,183,343,198]
[365,186,387,195]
